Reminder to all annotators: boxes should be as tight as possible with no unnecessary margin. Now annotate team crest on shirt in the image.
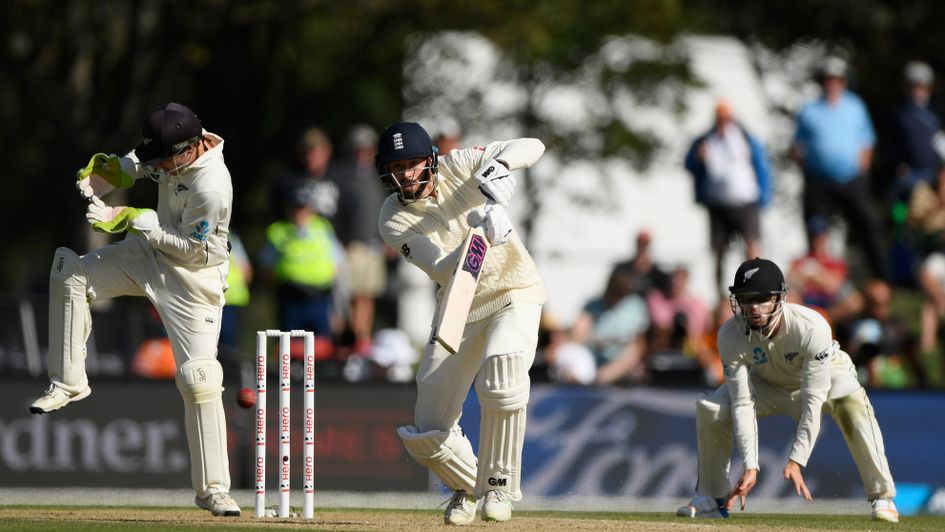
[751,347,768,365]
[784,352,800,363]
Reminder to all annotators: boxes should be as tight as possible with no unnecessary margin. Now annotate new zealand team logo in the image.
[462,234,488,279]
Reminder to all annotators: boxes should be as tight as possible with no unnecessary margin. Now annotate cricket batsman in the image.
[375,122,546,524]
[29,102,241,517]
[678,258,898,523]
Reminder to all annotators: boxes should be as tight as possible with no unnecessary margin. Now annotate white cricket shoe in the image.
[195,492,241,517]
[481,490,513,522]
[443,490,476,525]
[29,383,91,414]
[676,495,729,518]
[871,498,899,523]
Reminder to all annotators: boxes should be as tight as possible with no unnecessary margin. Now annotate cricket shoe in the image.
[29,383,91,414]
[481,490,513,522]
[443,490,476,525]
[195,492,241,517]
[871,498,899,523]
[676,495,730,518]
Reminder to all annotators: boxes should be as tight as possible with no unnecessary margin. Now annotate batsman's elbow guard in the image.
[175,358,224,404]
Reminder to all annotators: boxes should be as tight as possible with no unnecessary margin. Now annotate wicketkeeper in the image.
[29,102,241,517]
[375,122,546,525]
[678,258,898,523]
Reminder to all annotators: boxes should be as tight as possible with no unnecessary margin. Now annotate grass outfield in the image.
[0,507,940,531]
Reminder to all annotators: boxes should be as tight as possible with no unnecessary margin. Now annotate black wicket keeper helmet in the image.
[135,102,203,165]
[375,122,438,174]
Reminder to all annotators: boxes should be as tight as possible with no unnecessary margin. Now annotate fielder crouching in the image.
[375,122,546,525]
[29,103,241,517]
[678,258,898,523]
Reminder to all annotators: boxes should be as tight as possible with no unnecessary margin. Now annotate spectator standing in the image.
[685,99,773,298]
[791,56,888,280]
[270,127,340,223]
[890,61,943,201]
[333,124,388,353]
[260,185,343,343]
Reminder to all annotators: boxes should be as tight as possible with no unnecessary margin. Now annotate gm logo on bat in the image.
[462,234,488,279]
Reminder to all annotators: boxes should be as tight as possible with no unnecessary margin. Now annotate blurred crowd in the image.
[110,56,945,391]
[536,56,945,391]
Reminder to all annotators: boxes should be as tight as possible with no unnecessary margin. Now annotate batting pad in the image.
[176,358,231,497]
[48,247,91,393]
[474,351,530,500]
[397,425,477,494]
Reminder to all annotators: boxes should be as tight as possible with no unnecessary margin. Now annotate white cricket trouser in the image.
[53,234,231,497]
[695,370,896,501]
[413,301,542,499]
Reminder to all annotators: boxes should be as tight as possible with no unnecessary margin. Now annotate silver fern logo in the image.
[742,267,760,282]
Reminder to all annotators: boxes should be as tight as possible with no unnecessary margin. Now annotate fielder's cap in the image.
[729,258,786,295]
[819,56,848,79]
[375,122,436,171]
[135,102,202,165]
[905,60,934,86]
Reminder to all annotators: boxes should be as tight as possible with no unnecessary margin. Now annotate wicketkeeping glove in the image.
[473,158,516,206]
[467,202,513,246]
[85,198,159,234]
[76,153,136,201]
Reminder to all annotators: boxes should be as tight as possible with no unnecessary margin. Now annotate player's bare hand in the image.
[783,460,812,501]
[725,468,757,511]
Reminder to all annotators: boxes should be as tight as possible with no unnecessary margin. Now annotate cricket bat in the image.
[431,226,490,353]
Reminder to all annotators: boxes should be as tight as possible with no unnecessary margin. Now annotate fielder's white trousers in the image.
[695,366,896,501]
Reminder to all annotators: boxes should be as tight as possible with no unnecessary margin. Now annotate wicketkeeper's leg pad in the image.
[474,351,529,501]
[48,247,91,393]
[397,425,477,494]
[175,358,231,497]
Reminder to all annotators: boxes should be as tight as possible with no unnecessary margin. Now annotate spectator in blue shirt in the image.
[791,56,888,280]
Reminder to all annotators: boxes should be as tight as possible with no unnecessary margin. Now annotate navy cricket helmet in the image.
[375,122,438,174]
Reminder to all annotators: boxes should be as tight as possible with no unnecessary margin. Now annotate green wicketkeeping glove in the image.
[85,200,158,234]
[76,153,136,200]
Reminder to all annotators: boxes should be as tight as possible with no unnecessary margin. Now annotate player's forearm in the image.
[141,226,211,267]
[731,402,761,470]
[789,369,831,465]
[492,138,545,170]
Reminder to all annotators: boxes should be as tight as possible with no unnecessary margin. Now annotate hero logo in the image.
[281,454,290,483]
[255,455,265,485]
[392,132,404,150]
[462,235,488,279]
[488,477,507,487]
[281,352,290,381]
[255,408,265,440]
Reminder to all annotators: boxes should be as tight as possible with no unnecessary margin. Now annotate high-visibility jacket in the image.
[265,217,336,288]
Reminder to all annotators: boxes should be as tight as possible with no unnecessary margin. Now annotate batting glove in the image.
[468,202,513,246]
[86,198,158,234]
[76,153,136,201]
[473,158,516,206]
